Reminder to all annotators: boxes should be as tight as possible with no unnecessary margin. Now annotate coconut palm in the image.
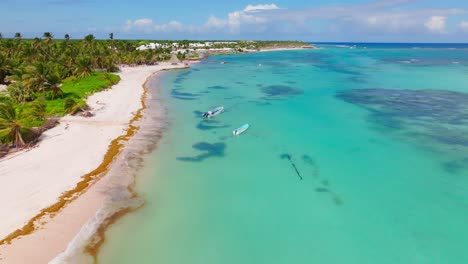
[44,65,63,98]
[74,56,93,78]
[83,34,95,53]
[0,51,9,84]
[64,34,70,41]
[43,32,53,44]
[6,82,35,103]
[0,101,30,147]
[31,96,46,120]
[14,32,22,40]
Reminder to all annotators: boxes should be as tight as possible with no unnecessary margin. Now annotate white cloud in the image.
[154,21,184,33]
[244,4,279,12]
[124,18,185,33]
[204,15,227,30]
[124,18,155,33]
[458,21,468,31]
[424,16,446,33]
[123,4,282,35]
[121,1,468,40]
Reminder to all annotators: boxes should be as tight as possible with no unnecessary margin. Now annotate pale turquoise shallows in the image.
[98,45,468,264]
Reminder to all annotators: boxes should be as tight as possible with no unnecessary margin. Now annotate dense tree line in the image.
[0,32,171,148]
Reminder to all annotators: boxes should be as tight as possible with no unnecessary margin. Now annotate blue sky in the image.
[2,0,468,42]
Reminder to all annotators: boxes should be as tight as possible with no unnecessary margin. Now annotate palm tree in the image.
[6,82,34,103]
[14,32,22,40]
[74,56,93,78]
[31,96,46,120]
[0,102,30,147]
[44,65,63,98]
[0,51,9,84]
[43,32,53,44]
[109,32,114,41]
[83,34,95,52]
[64,34,70,41]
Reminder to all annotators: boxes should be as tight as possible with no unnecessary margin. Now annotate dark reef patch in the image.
[207,85,228,90]
[177,142,226,162]
[442,159,467,174]
[261,85,303,98]
[337,88,468,172]
[302,154,319,177]
[197,121,230,131]
[171,88,199,100]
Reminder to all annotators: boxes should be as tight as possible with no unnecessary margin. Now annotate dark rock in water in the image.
[281,153,292,160]
[177,142,226,162]
[261,85,303,98]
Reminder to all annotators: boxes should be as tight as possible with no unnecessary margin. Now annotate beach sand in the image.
[0,63,188,263]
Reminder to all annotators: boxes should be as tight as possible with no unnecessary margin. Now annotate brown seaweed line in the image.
[0,69,165,247]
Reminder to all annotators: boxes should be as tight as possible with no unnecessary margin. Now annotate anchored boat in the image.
[233,124,249,136]
[202,106,224,118]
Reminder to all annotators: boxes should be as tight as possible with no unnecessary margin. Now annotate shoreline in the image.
[0,63,188,263]
[0,47,305,263]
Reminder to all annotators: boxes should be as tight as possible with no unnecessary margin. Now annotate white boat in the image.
[202,106,224,118]
[233,124,249,136]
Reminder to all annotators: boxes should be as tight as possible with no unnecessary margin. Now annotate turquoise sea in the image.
[98,44,468,263]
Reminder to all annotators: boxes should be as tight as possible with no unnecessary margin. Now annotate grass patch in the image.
[1,71,120,134]
[44,72,120,116]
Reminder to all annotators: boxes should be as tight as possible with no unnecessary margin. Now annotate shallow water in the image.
[98,46,468,263]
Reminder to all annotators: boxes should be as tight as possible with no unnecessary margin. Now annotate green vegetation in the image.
[0,31,309,149]
[44,72,120,116]
[0,32,127,147]
[0,101,32,147]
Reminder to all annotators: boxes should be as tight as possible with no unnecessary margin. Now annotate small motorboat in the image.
[202,106,224,118]
[233,124,249,136]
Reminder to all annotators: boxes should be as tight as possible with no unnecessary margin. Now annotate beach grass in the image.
[0,72,120,143]
[44,72,120,116]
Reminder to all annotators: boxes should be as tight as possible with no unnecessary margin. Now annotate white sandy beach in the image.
[0,63,188,263]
